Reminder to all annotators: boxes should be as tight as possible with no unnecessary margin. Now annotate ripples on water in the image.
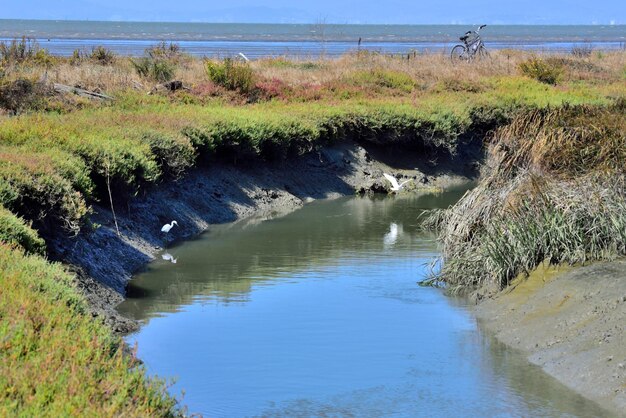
[118,191,612,417]
[1,20,625,57]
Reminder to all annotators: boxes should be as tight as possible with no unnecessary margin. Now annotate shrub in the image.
[89,46,116,65]
[0,244,182,416]
[0,146,92,234]
[0,37,54,69]
[0,37,40,65]
[0,207,45,254]
[571,44,593,58]
[146,41,182,61]
[0,78,50,114]
[254,78,291,100]
[518,56,563,85]
[141,131,196,179]
[205,58,256,94]
[132,57,176,83]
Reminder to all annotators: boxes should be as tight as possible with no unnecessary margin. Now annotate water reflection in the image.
[119,191,462,321]
[118,188,612,417]
[383,222,402,249]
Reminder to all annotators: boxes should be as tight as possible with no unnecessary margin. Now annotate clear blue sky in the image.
[3,0,625,24]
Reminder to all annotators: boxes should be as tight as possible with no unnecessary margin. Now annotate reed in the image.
[426,102,626,293]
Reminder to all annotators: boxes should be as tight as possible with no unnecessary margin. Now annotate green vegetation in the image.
[0,79,50,114]
[345,68,417,93]
[0,244,181,416]
[133,58,176,82]
[0,50,622,234]
[89,46,117,65]
[205,58,256,94]
[426,102,626,292]
[518,56,564,85]
[0,207,45,255]
[0,44,624,413]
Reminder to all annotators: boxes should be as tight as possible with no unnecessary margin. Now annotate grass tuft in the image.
[519,56,564,85]
[426,102,626,293]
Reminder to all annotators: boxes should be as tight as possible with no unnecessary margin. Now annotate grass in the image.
[518,56,564,85]
[425,101,626,293]
[0,244,182,416]
[0,44,624,413]
[0,206,45,255]
[0,49,622,234]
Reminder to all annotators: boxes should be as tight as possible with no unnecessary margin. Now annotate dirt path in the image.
[475,262,626,417]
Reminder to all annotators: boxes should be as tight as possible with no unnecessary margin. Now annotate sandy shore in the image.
[475,262,626,417]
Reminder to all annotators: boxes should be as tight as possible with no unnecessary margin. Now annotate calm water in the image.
[2,20,625,57]
[118,192,611,417]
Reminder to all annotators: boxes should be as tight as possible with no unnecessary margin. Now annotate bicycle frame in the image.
[451,24,488,62]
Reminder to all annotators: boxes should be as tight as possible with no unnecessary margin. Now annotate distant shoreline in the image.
[2,19,624,57]
[1,38,624,58]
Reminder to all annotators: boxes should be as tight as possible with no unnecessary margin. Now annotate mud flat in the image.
[475,262,626,417]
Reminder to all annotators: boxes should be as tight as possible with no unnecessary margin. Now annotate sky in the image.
[2,0,625,24]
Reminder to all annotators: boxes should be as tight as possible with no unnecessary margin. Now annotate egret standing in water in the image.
[161,220,178,233]
[383,173,411,192]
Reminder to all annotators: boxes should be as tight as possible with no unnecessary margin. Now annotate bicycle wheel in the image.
[450,45,469,62]
[478,45,490,60]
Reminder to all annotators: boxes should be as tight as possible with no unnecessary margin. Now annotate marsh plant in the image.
[425,102,626,293]
[518,56,563,85]
[205,57,256,94]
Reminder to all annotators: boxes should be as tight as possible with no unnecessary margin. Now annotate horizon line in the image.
[1,18,624,26]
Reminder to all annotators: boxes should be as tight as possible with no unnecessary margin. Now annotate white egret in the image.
[383,173,411,192]
[161,220,178,233]
[238,52,250,62]
[162,252,178,264]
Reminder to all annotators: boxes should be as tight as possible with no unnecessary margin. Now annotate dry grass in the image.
[2,45,624,98]
[426,102,626,293]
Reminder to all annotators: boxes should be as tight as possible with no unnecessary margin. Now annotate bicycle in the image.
[450,25,489,62]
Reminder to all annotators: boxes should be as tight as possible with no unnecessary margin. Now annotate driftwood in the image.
[149,80,189,94]
[53,83,114,101]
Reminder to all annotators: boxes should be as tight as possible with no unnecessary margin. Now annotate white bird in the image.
[238,52,250,62]
[161,220,178,233]
[383,173,411,192]
[162,252,177,264]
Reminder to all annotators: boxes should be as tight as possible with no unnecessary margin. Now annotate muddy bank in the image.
[47,140,477,332]
[475,262,626,417]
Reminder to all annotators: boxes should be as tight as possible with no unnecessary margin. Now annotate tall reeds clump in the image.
[132,42,181,83]
[205,58,256,95]
[426,101,626,293]
[0,37,46,66]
